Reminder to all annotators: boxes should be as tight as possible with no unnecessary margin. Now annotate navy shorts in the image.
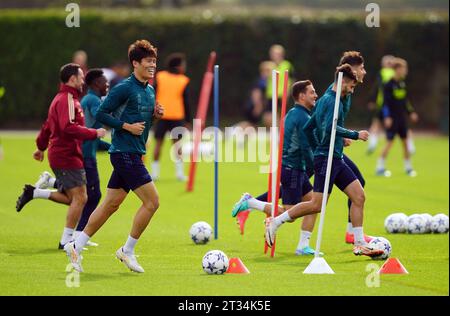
[154,119,184,140]
[386,118,408,140]
[280,166,313,205]
[107,153,152,192]
[313,156,357,194]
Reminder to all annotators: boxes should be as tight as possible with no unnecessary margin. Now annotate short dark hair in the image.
[166,53,186,73]
[60,63,80,83]
[128,39,157,65]
[336,64,357,82]
[292,80,312,101]
[339,51,364,66]
[85,68,104,87]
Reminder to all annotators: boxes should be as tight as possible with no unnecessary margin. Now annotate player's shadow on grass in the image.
[77,272,141,282]
[5,248,57,256]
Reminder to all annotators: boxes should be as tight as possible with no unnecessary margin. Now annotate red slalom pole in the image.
[270,70,289,258]
[264,70,279,254]
[186,52,217,192]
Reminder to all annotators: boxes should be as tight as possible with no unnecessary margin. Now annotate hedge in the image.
[0,9,448,130]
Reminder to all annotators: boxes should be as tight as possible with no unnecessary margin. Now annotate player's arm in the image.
[406,99,419,123]
[57,95,100,140]
[382,81,395,128]
[183,84,192,123]
[303,113,319,150]
[34,118,51,161]
[323,100,359,140]
[96,84,144,136]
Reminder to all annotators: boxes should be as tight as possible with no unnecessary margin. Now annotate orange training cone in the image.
[378,258,408,274]
[226,257,250,274]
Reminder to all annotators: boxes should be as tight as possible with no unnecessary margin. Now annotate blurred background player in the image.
[151,53,191,181]
[376,58,419,177]
[73,50,89,98]
[366,55,396,154]
[15,63,106,249]
[233,61,275,131]
[102,61,131,89]
[231,80,321,256]
[263,44,295,127]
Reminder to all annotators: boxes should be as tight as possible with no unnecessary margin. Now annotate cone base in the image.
[226,257,250,274]
[378,258,408,274]
[303,257,335,274]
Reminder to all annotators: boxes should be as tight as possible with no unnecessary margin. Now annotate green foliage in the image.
[0,10,448,128]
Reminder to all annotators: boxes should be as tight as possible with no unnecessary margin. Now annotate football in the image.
[384,213,408,233]
[407,214,427,234]
[189,221,212,244]
[420,213,433,233]
[431,214,449,234]
[202,250,229,275]
[368,237,392,260]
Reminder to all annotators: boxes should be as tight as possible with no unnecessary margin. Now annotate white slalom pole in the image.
[271,70,279,218]
[304,72,343,274]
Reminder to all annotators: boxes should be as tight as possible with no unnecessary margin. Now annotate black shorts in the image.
[386,119,408,140]
[107,153,152,192]
[154,119,185,140]
[313,156,358,194]
[280,166,313,205]
[52,168,87,192]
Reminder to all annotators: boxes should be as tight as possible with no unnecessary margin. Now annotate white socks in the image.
[407,138,415,154]
[353,227,365,246]
[49,177,57,188]
[123,235,138,254]
[247,198,269,211]
[33,188,51,199]
[297,230,312,249]
[404,159,413,171]
[368,135,378,150]
[60,227,74,245]
[175,159,185,179]
[74,232,90,253]
[274,211,292,228]
[151,161,160,179]
[376,158,385,170]
[347,222,353,234]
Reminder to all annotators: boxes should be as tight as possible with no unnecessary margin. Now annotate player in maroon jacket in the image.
[16,63,106,249]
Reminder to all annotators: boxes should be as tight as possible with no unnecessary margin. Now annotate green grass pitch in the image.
[0,133,448,296]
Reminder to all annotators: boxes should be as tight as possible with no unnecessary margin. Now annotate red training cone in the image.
[378,258,408,274]
[226,257,250,274]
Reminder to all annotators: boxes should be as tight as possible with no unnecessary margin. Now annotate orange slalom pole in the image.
[186,52,216,192]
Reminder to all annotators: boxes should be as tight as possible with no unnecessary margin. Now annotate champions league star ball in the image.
[431,214,449,234]
[189,221,212,244]
[202,250,229,275]
[368,237,392,260]
[384,213,408,233]
[420,213,433,233]
[407,214,427,234]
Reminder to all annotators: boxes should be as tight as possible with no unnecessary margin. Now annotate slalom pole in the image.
[186,52,217,192]
[214,65,219,240]
[303,72,343,274]
[265,70,279,254]
[270,69,289,258]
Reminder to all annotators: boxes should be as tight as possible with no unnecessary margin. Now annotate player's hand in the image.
[96,128,106,138]
[358,130,369,141]
[384,117,393,129]
[410,112,419,123]
[344,138,353,147]
[123,122,145,136]
[154,102,164,119]
[33,149,44,162]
